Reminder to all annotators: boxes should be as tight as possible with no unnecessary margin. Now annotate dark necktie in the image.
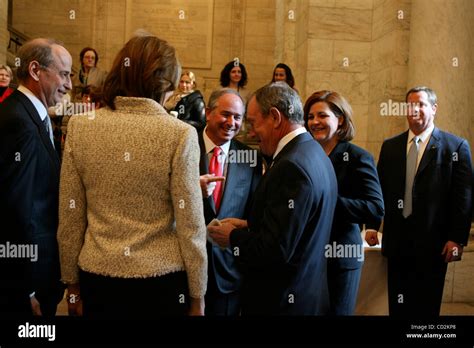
[43,116,55,148]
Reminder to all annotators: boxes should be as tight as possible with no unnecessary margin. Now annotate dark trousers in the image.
[0,289,61,318]
[386,217,448,317]
[205,277,240,316]
[80,270,189,318]
[327,264,362,315]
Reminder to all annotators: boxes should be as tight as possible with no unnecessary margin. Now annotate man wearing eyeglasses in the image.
[0,38,72,317]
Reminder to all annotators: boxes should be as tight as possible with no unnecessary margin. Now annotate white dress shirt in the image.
[273,127,307,160]
[203,126,231,191]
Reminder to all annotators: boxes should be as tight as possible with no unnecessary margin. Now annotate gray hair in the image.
[406,86,437,106]
[253,82,303,124]
[207,88,244,111]
[16,38,64,83]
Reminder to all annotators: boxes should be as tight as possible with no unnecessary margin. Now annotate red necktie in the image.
[209,147,223,212]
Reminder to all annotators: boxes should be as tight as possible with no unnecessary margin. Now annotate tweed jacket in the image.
[57,97,207,298]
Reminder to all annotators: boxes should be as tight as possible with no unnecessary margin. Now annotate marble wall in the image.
[9,0,278,103]
[4,0,474,156]
[367,0,411,157]
[407,0,474,157]
[0,0,7,64]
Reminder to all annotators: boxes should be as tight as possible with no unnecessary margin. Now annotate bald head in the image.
[17,39,67,82]
[17,38,72,107]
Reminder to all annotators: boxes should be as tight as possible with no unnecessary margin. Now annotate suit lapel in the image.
[393,131,409,196]
[415,127,440,179]
[13,91,60,170]
[329,141,349,168]
[218,140,238,217]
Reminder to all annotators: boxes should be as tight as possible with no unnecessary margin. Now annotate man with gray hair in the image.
[0,38,72,317]
[209,82,337,315]
[199,88,262,315]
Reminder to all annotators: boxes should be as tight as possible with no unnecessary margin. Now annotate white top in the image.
[203,126,231,178]
[406,124,434,169]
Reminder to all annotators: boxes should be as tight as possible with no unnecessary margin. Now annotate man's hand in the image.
[220,218,248,229]
[365,229,380,246]
[200,174,225,198]
[442,241,463,263]
[208,222,235,248]
[30,295,42,316]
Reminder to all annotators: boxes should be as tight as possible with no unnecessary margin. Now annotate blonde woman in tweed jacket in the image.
[57,33,207,317]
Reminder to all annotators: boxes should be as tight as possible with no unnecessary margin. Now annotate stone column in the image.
[0,0,8,64]
[407,0,474,152]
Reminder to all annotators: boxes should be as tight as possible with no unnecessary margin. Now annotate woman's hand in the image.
[188,297,204,316]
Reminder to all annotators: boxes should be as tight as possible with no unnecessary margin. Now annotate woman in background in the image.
[0,65,14,103]
[71,47,107,103]
[219,60,250,103]
[304,90,384,315]
[165,70,206,131]
[271,63,298,93]
[58,33,207,318]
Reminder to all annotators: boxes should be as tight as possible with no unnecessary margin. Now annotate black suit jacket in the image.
[175,91,206,132]
[230,132,338,315]
[199,132,261,293]
[369,128,472,265]
[328,141,384,269]
[0,90,63,309]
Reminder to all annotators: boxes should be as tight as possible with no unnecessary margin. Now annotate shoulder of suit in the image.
[231,138,254,151]
[181,90,204,102]
[383,130,408,144]
[435,128,468,146]
[338,142,373,160]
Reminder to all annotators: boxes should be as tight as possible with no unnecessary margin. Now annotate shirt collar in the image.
[203,126,231,156]
[17,85,49,121]
[408,124,434,144]
[273,127,307,159]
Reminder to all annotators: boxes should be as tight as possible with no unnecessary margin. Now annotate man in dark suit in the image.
[366,86,473,316]
[209,82,338,315]
[0,38,72,317]
[199,88,261,315]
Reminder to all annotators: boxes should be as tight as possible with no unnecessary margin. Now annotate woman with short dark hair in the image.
[271,63,297,92]
[304,90,384,315]
[219,60,250,103]
[71,47,107,103]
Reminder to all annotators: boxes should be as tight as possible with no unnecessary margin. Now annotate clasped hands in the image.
[208,218,248,248]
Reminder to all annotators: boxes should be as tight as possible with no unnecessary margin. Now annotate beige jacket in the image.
[58,97,207,298]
